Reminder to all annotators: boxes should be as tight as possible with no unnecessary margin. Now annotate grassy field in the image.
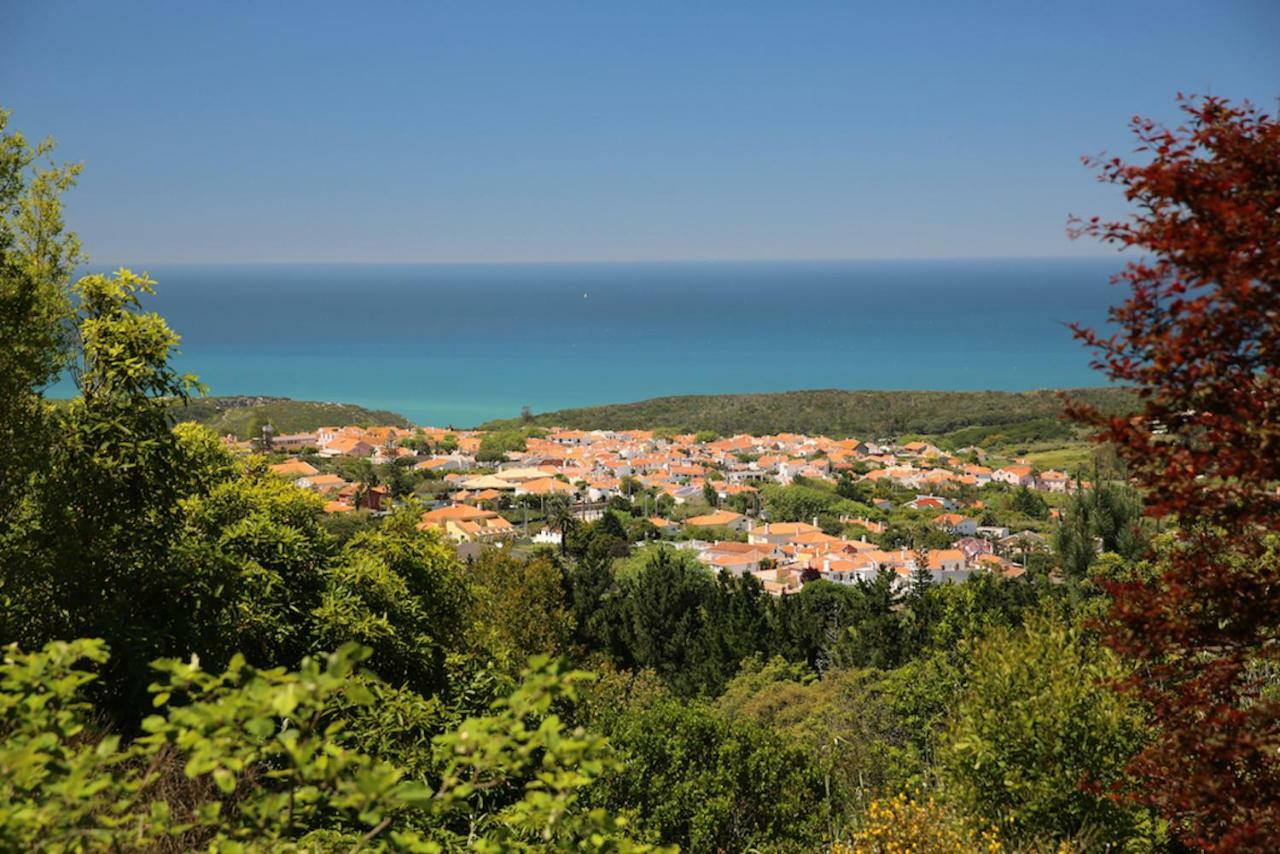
[481,388,1135,439]
[1022,445,1097,473]
[172,396,411,439]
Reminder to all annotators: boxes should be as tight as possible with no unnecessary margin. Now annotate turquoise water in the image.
[52,259,1121,426]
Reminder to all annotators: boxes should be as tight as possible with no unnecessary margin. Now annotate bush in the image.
[0,639,661,851]
[836,794,1001,854]
[938,610,1160,848]
[598,696,829,852]
[475,429,531,462]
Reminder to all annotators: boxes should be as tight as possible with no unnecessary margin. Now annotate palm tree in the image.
[546,493,574,555]
[350,458,378,510]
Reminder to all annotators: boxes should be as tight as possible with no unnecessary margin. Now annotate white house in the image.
[992,464,1035,488]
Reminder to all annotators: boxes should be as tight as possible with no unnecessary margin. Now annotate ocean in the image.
[52,258,1122,427]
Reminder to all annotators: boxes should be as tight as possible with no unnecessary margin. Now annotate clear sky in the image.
[3,1,1277,263]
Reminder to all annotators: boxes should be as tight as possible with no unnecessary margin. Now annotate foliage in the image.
[0,639,143,852]
[567,548,626,654]
[617,549,714,693]
[314,507,468,699]
[4,268,212,719]
[773,575,903,670]
[938,416,1078,451]
[475,428,533,462]
[835,794,1001,854]
[481,388,1136,438]
[871,650,968,792]
[1067,95,1280,851]
[467,548,576,675]
[938,610,1156,848]
[319,506,379,544]
[545,493,578,555]
[138,643,424,849]
[761,481,843,522]
[572,547,785,696]
[380,459,416,498]
[597,694,829,852]
[0,639,660,852]
[0,109,80,525]
[716,659,908,818]
[1054,482,1145,579]
[422,654,663,851]
[177,453,329,672]
[1010,485,1049,519]
[171,395,410,438]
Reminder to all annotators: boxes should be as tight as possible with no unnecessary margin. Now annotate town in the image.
[248,420,1088,594]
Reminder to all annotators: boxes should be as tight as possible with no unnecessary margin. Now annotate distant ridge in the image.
[480,388,1136,438]
[172,396,411,439]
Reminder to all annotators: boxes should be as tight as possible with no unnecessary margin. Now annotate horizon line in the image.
[83,252,1126,268]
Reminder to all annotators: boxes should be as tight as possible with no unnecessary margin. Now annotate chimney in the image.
[811,516,818,528]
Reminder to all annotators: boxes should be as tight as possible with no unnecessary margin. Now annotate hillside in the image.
[481,387,1136,438]
[172,396,411,439]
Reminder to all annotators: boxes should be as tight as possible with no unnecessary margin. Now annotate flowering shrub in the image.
[835,794,1001,853]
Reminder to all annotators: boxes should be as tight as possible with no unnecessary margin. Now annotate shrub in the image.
[938,611,1159,847]
[836,794,1001,854]
[0,639,663,851]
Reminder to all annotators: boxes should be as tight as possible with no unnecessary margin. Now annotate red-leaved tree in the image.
[1068,95,1279,851]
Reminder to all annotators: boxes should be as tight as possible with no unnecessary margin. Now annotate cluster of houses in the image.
[260,425,423,513]
[679,518,1034,595]
[255,423,1071,592]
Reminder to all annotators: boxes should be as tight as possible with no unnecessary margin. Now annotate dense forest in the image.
[2,96,1277,853]
[481,387,1137,438]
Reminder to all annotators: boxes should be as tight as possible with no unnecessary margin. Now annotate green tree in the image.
[567,548,626,656]
[379,459,414,499]
[1010,485,1049,519]
[467,549,575,674]
[693,570,775,693]
[761,482,839,522]
[620,548,712,693]
[7,270,210,719]
[1054,482,1145,579]
[597,695,829,852]
[0,639,662,851]
[901,559,939,652]
[835,471,863,500]
[476,429,528,462]
[716,659,905,816]
[546,493,576,555]
[0,111,81,525]
[315,507,468,698]
[177,452,330,672]
[939,610,1158,848]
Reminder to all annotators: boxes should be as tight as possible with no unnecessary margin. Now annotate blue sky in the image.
[3,1,1277,263]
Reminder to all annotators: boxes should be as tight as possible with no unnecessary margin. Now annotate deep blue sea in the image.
[53,259,1121,427]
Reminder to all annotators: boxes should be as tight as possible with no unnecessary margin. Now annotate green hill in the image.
[481,388,1135,438]
[171,396,411,439]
